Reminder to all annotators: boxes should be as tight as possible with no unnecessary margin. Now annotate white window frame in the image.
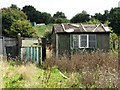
[72,34,96,49]
[79,34,96,48]
[79,34,89,48]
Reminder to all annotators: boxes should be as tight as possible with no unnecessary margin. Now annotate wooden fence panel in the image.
[21,46,42,65]
[2,37,18,58]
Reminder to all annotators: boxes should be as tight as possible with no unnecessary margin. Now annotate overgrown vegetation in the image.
[34,24,52,37]
[2,7,35,37]
[0,50,118,88]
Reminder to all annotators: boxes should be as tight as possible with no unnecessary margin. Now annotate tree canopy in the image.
[2,6,35,37]
[10,20,35,37]
[108,7,120,35]
[2,4,120,35]
[53,11,66,18]
[70,11,90,23]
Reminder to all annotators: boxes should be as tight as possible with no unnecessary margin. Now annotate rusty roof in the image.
[52,23,111,33]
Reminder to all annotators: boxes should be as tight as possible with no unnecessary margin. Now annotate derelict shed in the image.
[52,23,111,58]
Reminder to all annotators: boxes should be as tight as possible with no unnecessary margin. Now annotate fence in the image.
[0,36,18,58]
[20,37,44,65]
[0,35,46,65]
[21,46,42,64]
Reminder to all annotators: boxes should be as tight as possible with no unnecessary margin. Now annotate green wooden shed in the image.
[52,23,111,58]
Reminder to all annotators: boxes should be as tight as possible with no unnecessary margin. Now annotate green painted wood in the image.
[21,46,42,65]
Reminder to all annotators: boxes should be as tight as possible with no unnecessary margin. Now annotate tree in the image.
[22,5,52,24]
[55,18,69,24]
[102,10,109,23]
[92,13,103,23]
[10,4,20,10]
[71,11,90,23]
[2,7,27,36]
[109,7,120,35]
[10,20,35,37]
[2,7,35,37]
[22,5,37,22]
[52,11,69,24]
[53,11,66,18]
[40,12,51,24]
[87,18,100,24]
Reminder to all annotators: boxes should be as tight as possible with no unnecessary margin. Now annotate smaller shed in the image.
[52,23,111,58]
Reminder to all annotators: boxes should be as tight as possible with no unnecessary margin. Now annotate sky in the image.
[0,0,120,19]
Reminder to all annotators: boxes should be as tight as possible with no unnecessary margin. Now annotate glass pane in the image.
[89,35,95,41]
[89,42,96,48]
[73,35,79,48]
[81,41,87,47]
[81,35,87,40]
[80,35,87,47]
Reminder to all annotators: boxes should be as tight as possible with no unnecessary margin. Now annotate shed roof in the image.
[52,23,111,34]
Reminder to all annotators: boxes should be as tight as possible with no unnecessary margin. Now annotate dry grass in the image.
[43,50,119,88]
[0,50,118,88]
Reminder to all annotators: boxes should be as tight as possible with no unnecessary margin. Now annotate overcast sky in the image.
[0,0,119,19]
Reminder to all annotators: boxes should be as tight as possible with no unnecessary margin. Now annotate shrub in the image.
[43,50,118,88]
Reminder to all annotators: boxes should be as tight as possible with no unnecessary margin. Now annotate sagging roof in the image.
[52,23,111,34]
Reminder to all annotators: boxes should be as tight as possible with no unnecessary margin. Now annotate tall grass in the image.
[43,50,118,88]
[0,50,118,88]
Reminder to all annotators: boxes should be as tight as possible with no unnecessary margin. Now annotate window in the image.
[73,35,79,48]
[79,34,88,48]
[89,35,96,48]
[72,34,96,49]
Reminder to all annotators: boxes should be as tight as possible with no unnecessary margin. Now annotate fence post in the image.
[41,37,46,61]
[17,33,22,60]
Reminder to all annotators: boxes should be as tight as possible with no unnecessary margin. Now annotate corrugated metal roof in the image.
[53,23,111,33]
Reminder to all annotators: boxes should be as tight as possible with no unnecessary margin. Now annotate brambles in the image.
[0,50,118,88]
[43,50,118,88]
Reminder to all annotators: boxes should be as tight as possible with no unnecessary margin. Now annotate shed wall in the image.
[52,32,56,56]
[53,33,110,58]
[96,34,110,50]
[58,34,70,57]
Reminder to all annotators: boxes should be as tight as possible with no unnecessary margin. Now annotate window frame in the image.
[72,34,96,49]
[89,34,96,48]
[79,34,89,48]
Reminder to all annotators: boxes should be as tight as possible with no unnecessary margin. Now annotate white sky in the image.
[0,0,119,19]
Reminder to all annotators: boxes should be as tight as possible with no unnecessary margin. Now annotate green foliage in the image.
[86,18,100,24]
[110,33,119,52]
[53,11,66,18]
[22,5,52,24]
[2,7,27,33]
[34,25,47,36]
[71,11,90,23]
[34,24,53,37]
[1,53,118,88]
[2,7,35,37]
[109,7,120,35]
[55,18,70,24]
[10,20,35,37]
[44,31,52,43]
[3,73,24,88]
[10,4,20,10]
[92,13,103,23]
[22,5,37,22]
[41,12,51,24]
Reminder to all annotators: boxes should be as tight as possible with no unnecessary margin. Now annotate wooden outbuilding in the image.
[52,23,111,58]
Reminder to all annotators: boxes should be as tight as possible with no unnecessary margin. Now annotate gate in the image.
[21,46,42,65]
[19,36,45,65]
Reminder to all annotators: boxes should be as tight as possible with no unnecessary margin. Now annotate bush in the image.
[3,73,24,88]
